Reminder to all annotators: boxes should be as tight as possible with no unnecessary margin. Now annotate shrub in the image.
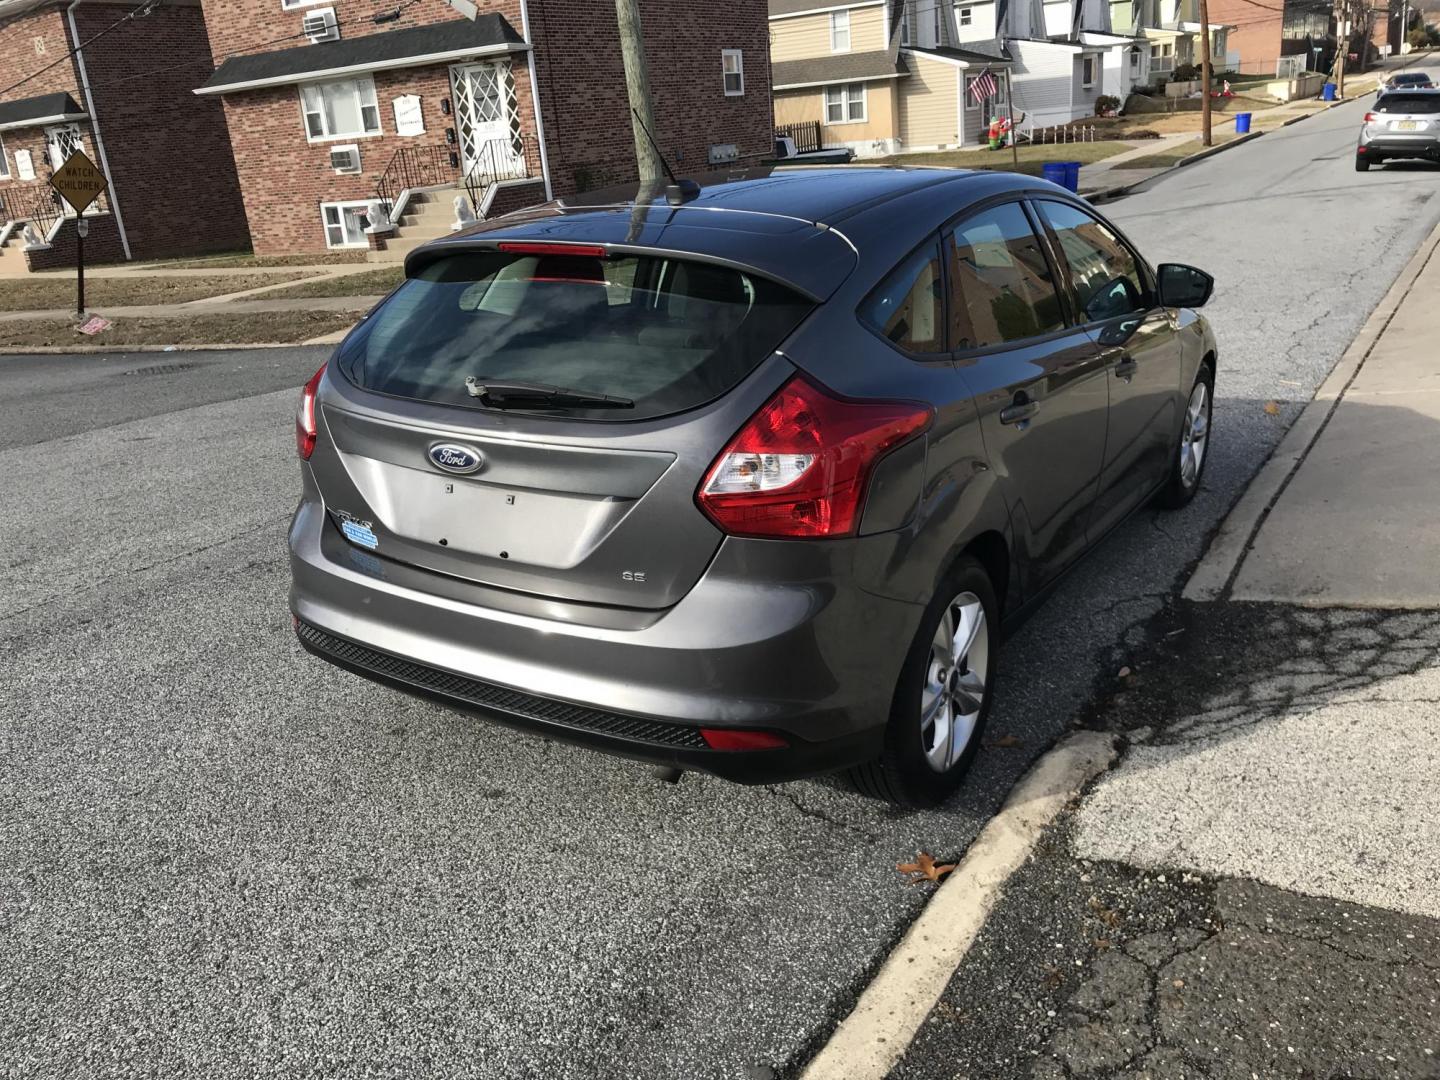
[1127,129,1162,139]
[1095,94,1122,116]
[1172,62,1201,80]
[1409,26,1431,49]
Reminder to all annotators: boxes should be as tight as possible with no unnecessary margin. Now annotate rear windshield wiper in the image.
[464,377,634,410]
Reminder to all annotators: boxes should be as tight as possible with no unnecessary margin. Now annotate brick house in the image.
[0,0,248,273]
[195,0,773,260]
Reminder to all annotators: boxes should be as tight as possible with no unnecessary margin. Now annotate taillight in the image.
[700,727,789,751]
[296,362,325,460]
[697,375,932,539]
[1364,112,1378,123]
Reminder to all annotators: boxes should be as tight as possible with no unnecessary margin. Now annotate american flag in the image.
[967,68,998,104]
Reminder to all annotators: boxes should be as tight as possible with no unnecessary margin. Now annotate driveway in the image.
[4,66,1440,1078]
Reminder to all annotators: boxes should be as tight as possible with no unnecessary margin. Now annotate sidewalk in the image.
[1227,240,1440,606]
[0,294,382,323]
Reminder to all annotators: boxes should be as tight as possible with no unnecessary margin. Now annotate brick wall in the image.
[1208,0,1284,75]
[530,0,775,196]
[76,1,250,259]
[0,1,247,263]
[25,213,127,271]
[203,0,473,60]
[0,6,80,214]
[219,57,541,255]
[202,0,774,254]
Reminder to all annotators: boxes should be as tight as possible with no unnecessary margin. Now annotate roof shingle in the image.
[772,50,909,89]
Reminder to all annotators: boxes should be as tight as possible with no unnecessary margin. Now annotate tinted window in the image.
[1037,201,1150,323]
[1376,93,1440,113]
[335,251,812,420]
[946,203,1065,349]
[860,239,944,353]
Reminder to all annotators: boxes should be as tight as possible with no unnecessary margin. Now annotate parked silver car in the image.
[1357,88,1440,170]
[1377,70,1434,95]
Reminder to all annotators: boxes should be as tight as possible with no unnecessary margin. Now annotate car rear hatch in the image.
[1366,92,1440,141]
[308,212,855,611]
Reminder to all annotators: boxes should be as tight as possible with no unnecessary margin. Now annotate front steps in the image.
[368,189,464,264]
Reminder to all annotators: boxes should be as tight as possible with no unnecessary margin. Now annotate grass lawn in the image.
[0,310,359,349]
[875,140,1132,174]
[266,267,405,299]
[1,273,313,312]
[146,251,370,270]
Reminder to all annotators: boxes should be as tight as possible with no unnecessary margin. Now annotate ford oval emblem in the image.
[428,442,484,475]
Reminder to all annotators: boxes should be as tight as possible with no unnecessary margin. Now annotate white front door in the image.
[449,63,521,177]
[45,123,83,170]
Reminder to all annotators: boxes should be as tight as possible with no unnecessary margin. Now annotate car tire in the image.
[1157,360,1214,509]
[1356,157,1372,172]
[847,556,998,808]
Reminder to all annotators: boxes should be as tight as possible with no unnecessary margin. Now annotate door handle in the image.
[1113,356,1138,382]
[999,398,1040,427]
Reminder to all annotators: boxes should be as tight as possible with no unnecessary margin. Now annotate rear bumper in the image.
[1359,136,1440,157]
[287,494,924,783]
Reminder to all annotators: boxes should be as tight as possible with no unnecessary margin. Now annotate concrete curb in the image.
[798,731,1120,1080]
[0,342,308,355]
[1183,216,1440,601]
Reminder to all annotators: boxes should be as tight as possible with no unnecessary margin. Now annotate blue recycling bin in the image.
[1322,82,1337,101]
[1063,161,1082,192]
[1042,162,1068,187]
[1234,112,1252,133]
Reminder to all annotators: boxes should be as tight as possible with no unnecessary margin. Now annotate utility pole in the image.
[1199,0,1213,146]
[614,0,666,187]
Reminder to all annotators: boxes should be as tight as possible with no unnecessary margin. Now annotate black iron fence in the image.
[776,121,823,153]
[0,185,64,245]
[460,136,531,214]
[374,144,457,222]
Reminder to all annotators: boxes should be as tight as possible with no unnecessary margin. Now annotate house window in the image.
[0,134,8,180]
[824,82,867,123]
[722,49,744,95]
[830,10,851,51]
[321,201,372,248]
[957,4,974,26]
[1082,56,1096,87]
[281,0,330,8]
[933,5,942,39]
[901,8,910,42]
[1130,47,1141,70]
[300,77,382,141]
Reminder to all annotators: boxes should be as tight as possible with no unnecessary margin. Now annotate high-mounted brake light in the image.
[697,375,933,539]
[296,362,326,460]
[497,242,607,258]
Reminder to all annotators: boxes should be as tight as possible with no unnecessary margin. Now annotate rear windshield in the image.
[335,250,813,420]
[1376,93,1440,113]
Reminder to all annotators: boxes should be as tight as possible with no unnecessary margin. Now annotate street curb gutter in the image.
[798,731,1119,1080]
[1183,216,1440,601]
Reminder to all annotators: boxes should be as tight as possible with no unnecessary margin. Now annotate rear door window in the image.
[945,202,1065,349]
[1376,93,1440,113]
[1035,201,1152,325]
[336,249,813,421]
[859,238,945,354]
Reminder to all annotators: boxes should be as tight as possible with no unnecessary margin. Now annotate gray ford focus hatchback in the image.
[290,166,1216,806]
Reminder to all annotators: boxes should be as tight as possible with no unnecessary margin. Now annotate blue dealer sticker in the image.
[340,518,379,550]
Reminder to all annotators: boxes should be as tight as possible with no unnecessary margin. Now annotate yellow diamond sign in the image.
[50,150,108,215]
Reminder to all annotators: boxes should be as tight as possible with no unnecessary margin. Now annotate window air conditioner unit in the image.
[303,8,340,42]
[330,145,361,173]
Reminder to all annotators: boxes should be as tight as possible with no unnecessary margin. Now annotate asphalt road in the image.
[5,71,1440,1078]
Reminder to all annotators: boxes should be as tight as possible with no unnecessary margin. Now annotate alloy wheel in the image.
[920,591,989,773]
[1179,380,1210,490]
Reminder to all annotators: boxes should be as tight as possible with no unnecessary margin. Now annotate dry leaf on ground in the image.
[987,733,1023,748]
[897,852,957,885]
[1263,400,1282,416]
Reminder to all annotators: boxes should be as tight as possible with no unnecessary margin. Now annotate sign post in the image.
[48,150,109,318]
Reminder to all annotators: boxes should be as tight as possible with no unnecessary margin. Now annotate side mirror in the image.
[1157,263,1214,309]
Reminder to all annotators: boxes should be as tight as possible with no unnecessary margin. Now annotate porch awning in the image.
[773,50,910,90]
[196,15,527,95]
[906,43,1013,65]
[0,92,87,132]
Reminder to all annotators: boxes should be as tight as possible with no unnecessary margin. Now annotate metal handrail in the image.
[374,144,456,222]
[0,185,64,243]
[460,135,529,214]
